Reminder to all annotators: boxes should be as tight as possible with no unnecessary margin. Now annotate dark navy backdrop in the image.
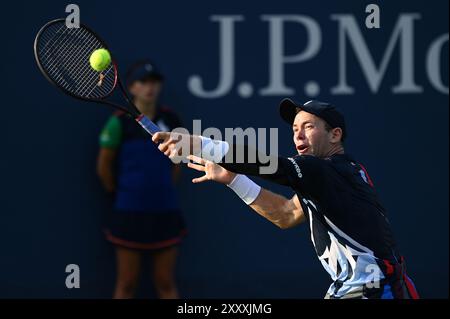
[0,0,448,298]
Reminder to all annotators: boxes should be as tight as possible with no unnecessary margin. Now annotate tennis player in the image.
[152,99,419,299]
[97,60,186,299]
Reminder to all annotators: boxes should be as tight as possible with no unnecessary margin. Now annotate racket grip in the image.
[136,114,161,135]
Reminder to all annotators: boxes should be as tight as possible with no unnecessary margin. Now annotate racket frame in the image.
[34,18,138,118]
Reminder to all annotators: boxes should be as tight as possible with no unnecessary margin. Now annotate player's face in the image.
[292,111,332,157]
[129,78,162,104]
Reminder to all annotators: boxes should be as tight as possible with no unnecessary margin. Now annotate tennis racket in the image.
[33,18,160,135]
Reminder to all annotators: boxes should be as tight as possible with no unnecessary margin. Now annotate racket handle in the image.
[136,114,161,135]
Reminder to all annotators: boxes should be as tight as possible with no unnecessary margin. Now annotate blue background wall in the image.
[0,0,448,298]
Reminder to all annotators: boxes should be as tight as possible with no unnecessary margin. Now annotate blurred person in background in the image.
[97,60,186,299]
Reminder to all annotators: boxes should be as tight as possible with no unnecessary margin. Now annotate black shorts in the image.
[104,210,187,251]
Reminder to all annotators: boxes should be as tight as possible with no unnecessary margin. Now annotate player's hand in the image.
[187,155,236,185]
[152,132,201,159]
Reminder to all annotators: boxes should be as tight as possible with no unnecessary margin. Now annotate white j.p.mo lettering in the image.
[188,13,448,99]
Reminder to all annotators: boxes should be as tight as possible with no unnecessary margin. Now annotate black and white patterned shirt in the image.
[221,152,409,298]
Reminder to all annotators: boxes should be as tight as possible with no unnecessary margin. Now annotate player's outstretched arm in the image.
[187,155,305,229]
[152,132,291,186]
[251,190,305,229]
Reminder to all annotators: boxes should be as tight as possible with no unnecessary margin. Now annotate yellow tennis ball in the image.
[89,49,111,72]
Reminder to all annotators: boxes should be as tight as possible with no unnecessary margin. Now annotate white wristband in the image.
[200,136,230,163]
[227,174,261,205]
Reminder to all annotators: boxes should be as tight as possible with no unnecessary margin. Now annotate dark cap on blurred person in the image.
[126,60,164,86]
[279,98,347,140]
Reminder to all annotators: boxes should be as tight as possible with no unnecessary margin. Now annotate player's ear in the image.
[330,127,343,144]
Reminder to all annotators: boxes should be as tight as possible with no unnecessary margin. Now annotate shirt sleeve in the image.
[218,145,327,197]
[99,115,122,148]
[278,155,327,197]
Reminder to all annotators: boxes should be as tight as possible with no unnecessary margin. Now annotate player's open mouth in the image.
[296,145,309,153]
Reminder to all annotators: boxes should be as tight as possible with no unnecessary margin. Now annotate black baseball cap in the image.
[126,60,164,86]
[279,98,347,140]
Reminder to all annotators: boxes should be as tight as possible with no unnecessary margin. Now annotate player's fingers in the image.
[151,132,160,143]
[205,161,217,171]
[154,132,174,145]
[187,155,206,165]
[158,143,169,153]
[192,175,209,184]
[173,141,185,156]
[160,135,181,153]
[187,162,205,172]
[158,138,177,153]
[169,148,179,159]
[152,132,166,143]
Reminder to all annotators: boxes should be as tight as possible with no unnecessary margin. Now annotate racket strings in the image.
[36,21,116,99]
[41,25,110,96]
[43,29,95,87]
[43,28,93,78]
[46,28,109,97]
[39,24,70,58]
